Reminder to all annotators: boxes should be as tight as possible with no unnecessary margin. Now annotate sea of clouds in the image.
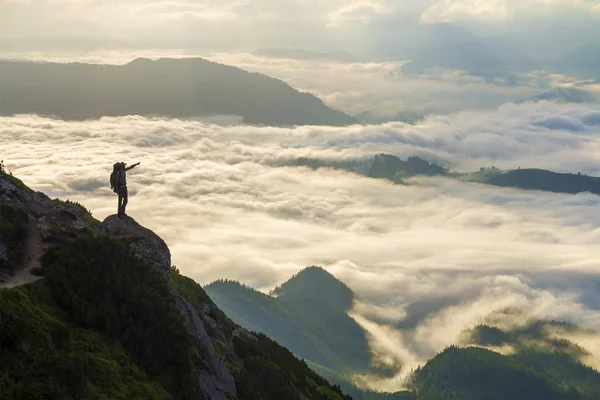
[3,100,600,390]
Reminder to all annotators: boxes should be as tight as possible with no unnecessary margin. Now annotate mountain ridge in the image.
[0,57,358,127]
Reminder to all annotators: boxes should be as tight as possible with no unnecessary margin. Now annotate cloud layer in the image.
[207,53,599,119]
[2,102,600,390]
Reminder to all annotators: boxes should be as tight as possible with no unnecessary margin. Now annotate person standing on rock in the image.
[113,161,140,218]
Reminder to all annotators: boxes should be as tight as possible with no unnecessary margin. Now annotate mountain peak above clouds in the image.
[272,265,355,311]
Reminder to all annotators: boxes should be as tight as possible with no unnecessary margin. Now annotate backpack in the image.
[110,165,120,193]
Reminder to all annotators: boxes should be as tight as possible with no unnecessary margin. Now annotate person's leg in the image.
[121,186,128,216]
[118,189,123,216]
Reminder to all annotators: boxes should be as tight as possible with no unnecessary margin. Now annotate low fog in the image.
[3,101,600,390]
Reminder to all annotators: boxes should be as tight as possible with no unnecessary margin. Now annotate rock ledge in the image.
[101,215,172,280]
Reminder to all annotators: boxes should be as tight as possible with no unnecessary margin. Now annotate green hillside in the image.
[205,268,416,400]
[206,270,372,373]
[413,346,582,400]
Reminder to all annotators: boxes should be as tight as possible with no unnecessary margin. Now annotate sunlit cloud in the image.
[2,102,600,390]
[420,0,600,23]
[206,53,591,119]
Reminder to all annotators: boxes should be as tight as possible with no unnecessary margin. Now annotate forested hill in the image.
[0,58,358,126]
[483,168,600,195]
[205,268,414,400]
[292,154,600,196]
[0,169,352,400]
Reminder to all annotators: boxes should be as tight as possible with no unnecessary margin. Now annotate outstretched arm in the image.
[126,162,141,171]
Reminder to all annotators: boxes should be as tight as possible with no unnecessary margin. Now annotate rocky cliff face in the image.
[100,214,251,399]
[174,292,238,400]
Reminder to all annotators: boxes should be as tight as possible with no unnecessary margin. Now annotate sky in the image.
[2,0,599,55]
[2,102,600,389]
[2,0,600,392]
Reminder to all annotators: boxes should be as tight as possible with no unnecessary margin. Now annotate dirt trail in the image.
[0,220,46,288]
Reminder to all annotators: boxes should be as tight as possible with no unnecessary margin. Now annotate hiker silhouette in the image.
[110,161,140,218]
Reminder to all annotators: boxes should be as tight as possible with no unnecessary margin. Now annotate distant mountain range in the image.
[206,267,600,400]
[290,154,600,196]
[0,58,358,126]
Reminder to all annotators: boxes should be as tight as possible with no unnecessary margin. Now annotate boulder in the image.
[101,215,172,280]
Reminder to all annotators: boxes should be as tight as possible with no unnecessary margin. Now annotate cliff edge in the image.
[101,215,172,281]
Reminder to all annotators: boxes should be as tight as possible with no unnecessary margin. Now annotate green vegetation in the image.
[169,266,237,352]
[411,345,596,400]
[294,155,448,185]
[0,202,29,265]
[51,198,93,216]
[206,270,372,374]
[459,322,600,399]
[0,284,169,400]
[486,169,600,195]
[0,161,34,194]
[272,266,355,311]
[42,236,202,398]
[293,154,600,196]
[232,332,352,400]
[169,266,212,311]
[170,266,354,400]
[368,155,448,182]
[1,235,356,400]
[206,267,392,399]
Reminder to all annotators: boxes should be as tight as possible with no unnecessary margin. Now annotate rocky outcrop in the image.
[101,215,172,280]
[0,173,51,218]
[100,215,242,399]
[1,172,97,285]
[173,292,237,400]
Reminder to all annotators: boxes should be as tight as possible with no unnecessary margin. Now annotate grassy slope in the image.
[0,283,170,400]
